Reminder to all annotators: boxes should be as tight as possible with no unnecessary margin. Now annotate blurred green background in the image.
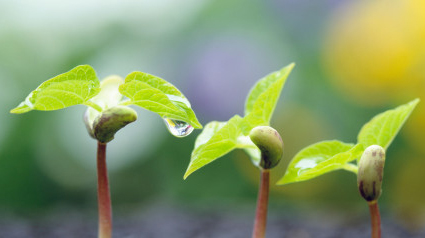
[1,0,424,230]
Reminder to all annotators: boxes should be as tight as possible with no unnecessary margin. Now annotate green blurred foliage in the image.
[1,0,424,226]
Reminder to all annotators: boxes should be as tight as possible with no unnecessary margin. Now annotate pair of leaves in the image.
[184,63,295,179]
[278,98,420,185]
[10,65,201,130]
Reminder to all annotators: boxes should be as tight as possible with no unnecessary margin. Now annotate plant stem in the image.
[252,169,270,238]
[97,141,112,238]
[368,201,381,238]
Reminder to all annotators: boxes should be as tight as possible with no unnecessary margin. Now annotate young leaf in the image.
[119,71,202,129]
[184,115,249,179]
[84,76,128,138]
[357,98,420,150]
[277,141,363,185]
[243,63,295,133]
[90,75,125,110]
[10,65,100,113]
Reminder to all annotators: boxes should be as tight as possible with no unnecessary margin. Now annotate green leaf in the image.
[119,71,202,128]
[243,63,295,133]
[192,120,227,150]
[277,141,364,185]
[10,65,100,113]
[184,115,251,179]
[357,98,420,150]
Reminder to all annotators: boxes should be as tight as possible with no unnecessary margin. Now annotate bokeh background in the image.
[1,0,424,234]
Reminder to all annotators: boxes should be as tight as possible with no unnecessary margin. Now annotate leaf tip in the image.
[411,98,420,106]
[191,120,203,129]
[287,62,296,70]
[10,104,32,114]
[10,108,19,114]
[183,167,194,180]
[275,62,296,81]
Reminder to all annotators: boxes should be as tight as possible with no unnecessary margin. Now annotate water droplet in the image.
[163,117,194,137]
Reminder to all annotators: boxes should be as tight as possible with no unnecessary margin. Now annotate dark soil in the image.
[1,205,424,238]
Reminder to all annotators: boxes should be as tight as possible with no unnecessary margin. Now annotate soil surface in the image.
[1,205,424,238]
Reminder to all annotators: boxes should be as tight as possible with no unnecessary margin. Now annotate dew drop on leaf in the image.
[163,117,194,137]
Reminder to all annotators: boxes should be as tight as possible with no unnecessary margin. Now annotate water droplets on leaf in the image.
[163,117,194,137]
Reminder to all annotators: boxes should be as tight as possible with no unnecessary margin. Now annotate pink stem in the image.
[97,142,112,238]
[252,169,270,238]
[368,201,381,238]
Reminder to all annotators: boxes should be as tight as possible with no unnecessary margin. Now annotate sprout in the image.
[357,145,385,202]
[92,106,137,143]
[249,126,284,169]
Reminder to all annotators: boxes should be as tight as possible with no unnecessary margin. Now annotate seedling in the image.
[184,63,294,238]
[277,98,420,238]
[10,65,202,238]
[357,145,385,238]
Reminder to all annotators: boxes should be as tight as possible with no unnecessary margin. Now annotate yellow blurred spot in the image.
[323,0,425,106]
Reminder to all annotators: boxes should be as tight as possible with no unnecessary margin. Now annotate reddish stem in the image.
[252,169,270,238]
[368,201,381,238]
[97,142,112,238]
